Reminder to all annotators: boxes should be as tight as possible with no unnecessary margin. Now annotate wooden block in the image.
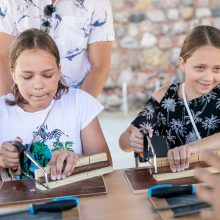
[34,153,113,191]
[36,166,113,191]
[153,166,219,182]
[75,152,107,167]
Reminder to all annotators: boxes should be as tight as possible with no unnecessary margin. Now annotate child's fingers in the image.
[49,151,59,180]
[56,150,69,178]
[62,155,74,178]
[167,150,176,172]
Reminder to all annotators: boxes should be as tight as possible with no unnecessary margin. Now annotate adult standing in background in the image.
[0,0,114,97]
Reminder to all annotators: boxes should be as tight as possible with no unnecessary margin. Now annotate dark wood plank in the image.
[124,162,208,193]
[0,176,107,206]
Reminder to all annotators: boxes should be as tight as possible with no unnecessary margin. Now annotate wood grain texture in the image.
[35,153,113,191]
[153,150,220,168]
[0,175,107,206]
[124,162,210,193]
[153,166,219,181]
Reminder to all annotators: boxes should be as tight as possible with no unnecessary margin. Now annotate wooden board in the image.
[148,194,209,220]
[124,162,208,193]
[0,175,107,206]
[153,166,219,181]
[35,161,113,191]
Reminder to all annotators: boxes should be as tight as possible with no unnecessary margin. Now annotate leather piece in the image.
[0,176,106,205]
[124,162,208,192]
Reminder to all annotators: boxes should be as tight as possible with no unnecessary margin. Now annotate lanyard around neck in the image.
[182,83,201,140]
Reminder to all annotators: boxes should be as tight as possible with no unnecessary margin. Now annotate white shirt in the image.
[0,0,115,87]
[0,88,103,155]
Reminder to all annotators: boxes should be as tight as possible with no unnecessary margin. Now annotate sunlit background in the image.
[99,0,220,169]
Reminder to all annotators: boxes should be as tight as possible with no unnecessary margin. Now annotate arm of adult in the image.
[80,41,112,97]
[0,33,15,96]
[194,151,220,220]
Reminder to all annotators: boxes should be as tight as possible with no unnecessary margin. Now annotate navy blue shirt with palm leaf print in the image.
[132,83,220,149]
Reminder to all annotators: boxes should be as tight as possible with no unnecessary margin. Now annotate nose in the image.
[33,76,44,90]
[203,70,214,82]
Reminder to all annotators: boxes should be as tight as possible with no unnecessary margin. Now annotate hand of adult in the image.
[48,150,79,180]
[194,151,220,220]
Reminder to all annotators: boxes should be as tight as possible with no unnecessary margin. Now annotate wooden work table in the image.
[79,170,157,220]
[0,170,202,220]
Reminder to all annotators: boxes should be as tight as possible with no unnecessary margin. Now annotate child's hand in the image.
[167,145,195,172]
[129,126,144,152]
[0,141,20,168]
[48,150,79,180]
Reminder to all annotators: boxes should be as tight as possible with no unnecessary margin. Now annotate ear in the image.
[179,57,185,73]
[11,68,17,84]
[58,64,61,79]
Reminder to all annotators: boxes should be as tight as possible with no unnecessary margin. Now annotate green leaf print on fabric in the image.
[52,141,74,152]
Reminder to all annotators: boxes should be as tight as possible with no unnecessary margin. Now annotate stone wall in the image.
[100,0,220,111]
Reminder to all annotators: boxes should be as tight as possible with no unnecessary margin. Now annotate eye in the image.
[23,76,32,80]
[44,74,53,78]
[213,67,220,73]
[194,66,205,72]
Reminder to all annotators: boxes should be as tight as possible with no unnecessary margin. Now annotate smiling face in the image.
[180,45,220,99]
[12,49,61,112]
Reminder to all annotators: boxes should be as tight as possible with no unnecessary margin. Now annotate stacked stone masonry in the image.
[100,0,220,111]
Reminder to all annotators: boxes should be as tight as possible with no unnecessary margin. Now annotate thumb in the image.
[15,137,23,143]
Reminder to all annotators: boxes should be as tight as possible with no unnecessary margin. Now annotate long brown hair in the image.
[6,28,68,106]
[180,25,220,62]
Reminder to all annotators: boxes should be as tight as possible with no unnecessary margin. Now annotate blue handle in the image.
[147,184,196,198]
[29,196,79,214]
[147,184,172,197]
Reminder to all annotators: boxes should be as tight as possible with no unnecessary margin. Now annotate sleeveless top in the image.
[132,83,220,149]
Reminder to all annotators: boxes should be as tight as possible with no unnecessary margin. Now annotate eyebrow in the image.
[21,68,55,73]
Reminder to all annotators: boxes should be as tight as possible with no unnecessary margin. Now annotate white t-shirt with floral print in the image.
[0,0,115,87]
[0,88,103,177]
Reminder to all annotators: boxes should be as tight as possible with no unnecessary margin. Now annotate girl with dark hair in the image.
[0,28,111,180]
[120,25,220,173]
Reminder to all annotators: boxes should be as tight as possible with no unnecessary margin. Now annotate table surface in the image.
[0,170,201,220]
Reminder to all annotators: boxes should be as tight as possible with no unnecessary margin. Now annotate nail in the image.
[62,175,66,179]
[51,176,56,181]
[68,173,71,176]
[57,175,61,180]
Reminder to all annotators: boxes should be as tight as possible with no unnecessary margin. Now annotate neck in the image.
[183,82,201,100]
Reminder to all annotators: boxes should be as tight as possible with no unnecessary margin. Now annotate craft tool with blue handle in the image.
[147,184,196,198]
[0,196,79,216]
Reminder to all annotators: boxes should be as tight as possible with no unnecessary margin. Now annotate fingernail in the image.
[51,176,56,181]
[62,175,66,179]
[172,168,176,172]
[57,175,61,180]
[68,173,71,176]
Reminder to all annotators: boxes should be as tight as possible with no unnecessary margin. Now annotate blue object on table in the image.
[147,184,196,198]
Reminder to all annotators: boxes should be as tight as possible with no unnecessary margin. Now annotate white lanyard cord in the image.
[182,83,201,140]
